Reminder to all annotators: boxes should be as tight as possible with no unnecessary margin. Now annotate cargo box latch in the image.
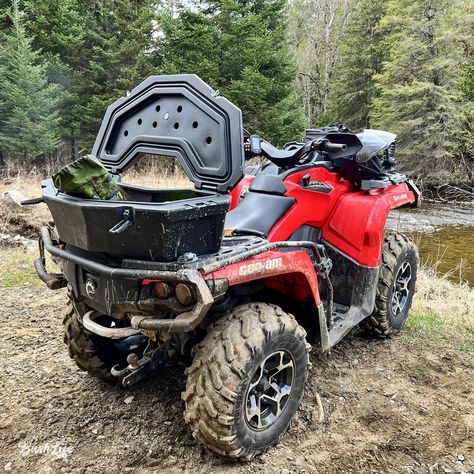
[109,208,134,234]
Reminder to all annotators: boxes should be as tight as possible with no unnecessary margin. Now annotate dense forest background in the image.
[0,0,472,188]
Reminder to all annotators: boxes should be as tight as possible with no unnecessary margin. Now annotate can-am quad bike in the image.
[32,75,420,459]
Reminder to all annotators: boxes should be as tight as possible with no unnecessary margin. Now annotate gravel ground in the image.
[0,285,472,474]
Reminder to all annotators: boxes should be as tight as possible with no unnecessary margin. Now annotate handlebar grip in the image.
[322,142,347,152]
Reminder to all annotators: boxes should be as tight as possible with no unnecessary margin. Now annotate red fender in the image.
[321,183,415,266]
[266,168,416,267]
[204,249,321,304]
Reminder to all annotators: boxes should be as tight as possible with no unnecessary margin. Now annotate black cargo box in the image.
[43,75,244,261]
[43,179,230,261]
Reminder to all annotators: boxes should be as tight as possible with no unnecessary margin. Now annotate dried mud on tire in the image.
[0,285,473,474]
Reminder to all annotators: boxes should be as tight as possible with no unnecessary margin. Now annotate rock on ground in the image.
[2,191,30,211]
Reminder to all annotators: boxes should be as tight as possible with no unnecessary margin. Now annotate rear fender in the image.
[203,249,320,305]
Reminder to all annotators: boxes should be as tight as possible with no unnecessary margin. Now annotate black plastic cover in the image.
[92,74,244,193]
[249,174,288,195]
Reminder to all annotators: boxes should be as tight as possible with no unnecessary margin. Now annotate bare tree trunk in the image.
[71,137,78,161]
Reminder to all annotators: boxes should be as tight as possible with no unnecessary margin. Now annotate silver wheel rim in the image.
[245,350,294,430]
[391,260,412,316]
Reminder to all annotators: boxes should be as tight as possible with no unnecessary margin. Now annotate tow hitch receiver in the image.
[110,333,195,387]
[111,353,154,388]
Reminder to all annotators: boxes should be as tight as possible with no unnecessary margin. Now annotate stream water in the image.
[388,203,474,286]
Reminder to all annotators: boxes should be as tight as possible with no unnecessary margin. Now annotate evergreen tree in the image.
[370,0,471,183]
[75,0,157,148]
[0,0,62,161]
[158,0,305,144]
[23,0,85,159]
[23,0,156,152]
[327,0,387,129]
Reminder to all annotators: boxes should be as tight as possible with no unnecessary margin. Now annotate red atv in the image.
[34,75,420,459]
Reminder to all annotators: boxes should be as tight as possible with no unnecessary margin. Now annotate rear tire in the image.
[182,303,310,460]
[361,233,418,338]
[63,288,128,381]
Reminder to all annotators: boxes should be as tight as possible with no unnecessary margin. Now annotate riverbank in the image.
[388,201,474,233]
[387,202,474,286]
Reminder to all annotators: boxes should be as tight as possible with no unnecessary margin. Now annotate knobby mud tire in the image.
[182,303,310,460]
[360,233,418,338]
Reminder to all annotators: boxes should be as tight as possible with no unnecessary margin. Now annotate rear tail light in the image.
[154,281,172,299]
[175,283,196,306]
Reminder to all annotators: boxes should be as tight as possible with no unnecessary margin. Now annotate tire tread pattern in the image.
[183,303,310,460]
[361,233,418,338]
[63,287,115,381]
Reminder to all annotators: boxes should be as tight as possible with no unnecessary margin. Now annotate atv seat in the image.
[225,190,294,236]
[248,173,288,195]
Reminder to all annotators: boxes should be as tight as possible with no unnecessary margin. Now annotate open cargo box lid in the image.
[91,74,245,193]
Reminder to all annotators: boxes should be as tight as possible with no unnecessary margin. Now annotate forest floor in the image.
[0,176,473,474]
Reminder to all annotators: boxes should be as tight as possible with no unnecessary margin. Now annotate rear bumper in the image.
[36,226,214,333]
[36,226,328,334]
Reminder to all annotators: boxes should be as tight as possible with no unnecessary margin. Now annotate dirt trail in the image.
[0,284,472,474]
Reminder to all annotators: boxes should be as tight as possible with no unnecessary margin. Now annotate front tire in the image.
[361,233,418,337]
[182,303,310,459]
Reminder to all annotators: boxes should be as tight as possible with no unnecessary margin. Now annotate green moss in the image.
[404,311,473,352]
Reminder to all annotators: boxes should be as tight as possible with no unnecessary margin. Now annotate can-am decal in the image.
[392,193,408,202]
[238,257,283,276]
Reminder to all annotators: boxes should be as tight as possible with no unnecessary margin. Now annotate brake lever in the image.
[297,140,322,165]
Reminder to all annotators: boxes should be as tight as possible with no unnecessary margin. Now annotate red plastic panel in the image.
[267,167,415,267]
[322,182,415,266]
[204,249,320,304]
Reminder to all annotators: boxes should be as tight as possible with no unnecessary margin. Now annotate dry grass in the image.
[123,169,192,189]
[120,155,193,189]
[414,266,474,331]
[0,175,44,198]
[406,264,474,351]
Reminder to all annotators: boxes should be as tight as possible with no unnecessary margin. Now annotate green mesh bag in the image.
[52,155,128,200]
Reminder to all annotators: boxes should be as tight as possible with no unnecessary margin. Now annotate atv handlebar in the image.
[321,141,347,152]
[245,135,347,168]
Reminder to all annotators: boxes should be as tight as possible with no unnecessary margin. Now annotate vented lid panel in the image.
[92,75,244,192]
